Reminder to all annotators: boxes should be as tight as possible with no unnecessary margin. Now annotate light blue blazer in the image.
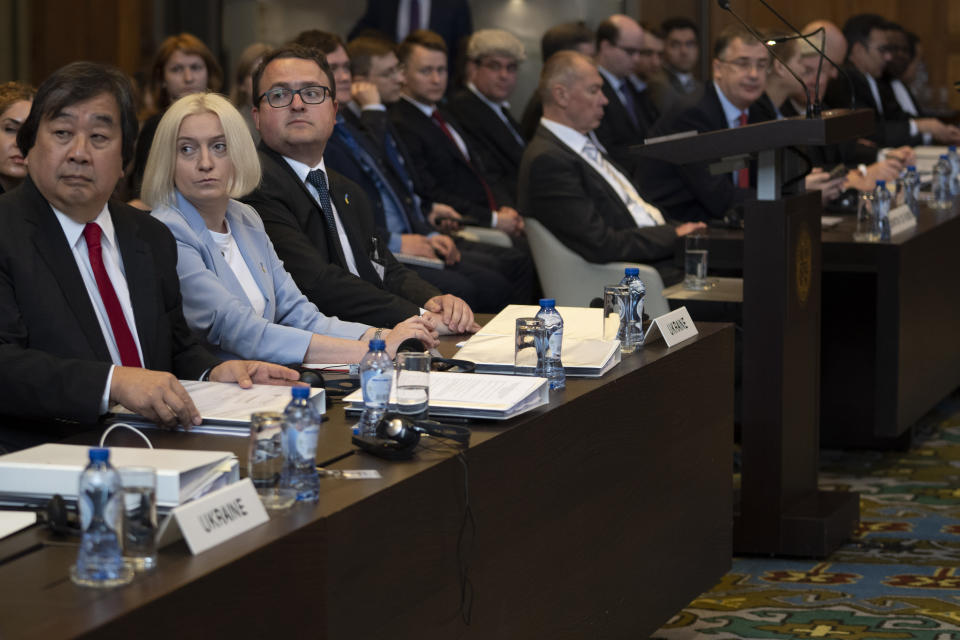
[152,192,370,363]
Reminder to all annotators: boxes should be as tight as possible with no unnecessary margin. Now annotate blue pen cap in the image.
[624,267,639,276]
[539,298,556,308]
[291,386,310,399]
[88,448,109,463]
[369,339,386,351]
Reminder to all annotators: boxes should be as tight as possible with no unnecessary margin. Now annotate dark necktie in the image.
[431,109,498,211]
[500,105,525,147]
[736,112,750,188]
[619,81,640,129]
[306,168,350,268]
[83,223,142,368]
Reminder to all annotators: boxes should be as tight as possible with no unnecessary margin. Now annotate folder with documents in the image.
[455,305,621,377]
[0,444,238,510]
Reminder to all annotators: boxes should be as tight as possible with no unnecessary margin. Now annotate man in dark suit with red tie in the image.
[0,62,297,449]
[389,30,525,240]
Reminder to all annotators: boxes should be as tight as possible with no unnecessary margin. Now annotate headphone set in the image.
[352,413,470,460]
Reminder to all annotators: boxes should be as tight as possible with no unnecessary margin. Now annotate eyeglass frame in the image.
[257,85,332,108]
[715,57,771,73]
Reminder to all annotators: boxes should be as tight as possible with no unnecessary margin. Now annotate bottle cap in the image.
[941,155,949,160]
[907,165,916,172]
[875,180,885,187]
[624,267,639,276]
[539,298,556,308]
[291,386,310,399]
[369,339,386,350]
[88,448,109,463]
[950,145,957,152]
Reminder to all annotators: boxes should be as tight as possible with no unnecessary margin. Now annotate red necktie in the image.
[737,112,750,188]
[83,223,142,368]
[431,109,498,211]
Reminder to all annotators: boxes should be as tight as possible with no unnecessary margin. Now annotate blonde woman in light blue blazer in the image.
[143,92,438,363]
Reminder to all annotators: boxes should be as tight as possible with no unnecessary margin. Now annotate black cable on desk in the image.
[456,451,475,625]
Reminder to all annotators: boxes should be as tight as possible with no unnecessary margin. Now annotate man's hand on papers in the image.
[384,316,441,355]
[209,361,302,388]
[110,367,201,428]
[423,294,481,334]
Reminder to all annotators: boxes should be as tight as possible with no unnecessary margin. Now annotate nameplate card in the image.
[888,204,917,237]
[171,478,269,555]
[643,307,698,347]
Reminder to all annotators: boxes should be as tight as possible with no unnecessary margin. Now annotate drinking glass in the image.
[395,351,431,420]
[602,285,630,343]
[119,466,157,572]
[514,317,545,376]
[248,411,296,511]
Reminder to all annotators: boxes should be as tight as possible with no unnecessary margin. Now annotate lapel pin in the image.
[344,193,350,205]
[260,262,266,274]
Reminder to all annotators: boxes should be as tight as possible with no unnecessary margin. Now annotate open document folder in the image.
[109,381,325,435]
[0,444,238,511]
[455,305,621,377]
[344,371,549,420]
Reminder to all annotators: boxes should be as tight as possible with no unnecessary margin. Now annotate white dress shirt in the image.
[53,204,145,412]
[540,117,665,228]
[209,222,267,318]
[282,156,361,278]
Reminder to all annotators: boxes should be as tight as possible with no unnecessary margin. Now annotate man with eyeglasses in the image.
[594,14,660,177]
[637,26,776,223]
[243,45,478,334]
[824,14,960,147]
[390,29,525,241]
[447,29,527,203]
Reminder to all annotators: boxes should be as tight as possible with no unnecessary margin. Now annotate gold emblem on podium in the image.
[795,225,812,307]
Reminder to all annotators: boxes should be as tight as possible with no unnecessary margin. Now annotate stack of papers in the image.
[344,371,549,420]
[455,305,621,377]
[110,381,324,436]
[0,444,238,510]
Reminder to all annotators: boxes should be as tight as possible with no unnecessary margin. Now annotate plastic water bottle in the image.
[901,165,920,213]
[619,267,646,353]
[280,387,320,502]
[536,298,566,390]
[872,180,892,241]
[948,145,960,195]
[71,448,133,588]
[932,154,953,210]
[358,339,393,437]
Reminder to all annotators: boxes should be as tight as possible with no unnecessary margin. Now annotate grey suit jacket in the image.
[152,193,369,364]
[518,124,678,265]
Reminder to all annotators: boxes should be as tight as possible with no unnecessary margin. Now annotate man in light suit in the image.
[0,62,297,449]
[518,51,703,284]
[242,45,476,333]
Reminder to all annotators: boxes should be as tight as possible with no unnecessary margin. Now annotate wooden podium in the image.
[634,110,872,556]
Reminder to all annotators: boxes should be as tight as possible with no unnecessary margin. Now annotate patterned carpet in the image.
[654,392,960,640]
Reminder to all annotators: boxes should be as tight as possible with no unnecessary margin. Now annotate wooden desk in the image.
[0,324,734,640]
[699,205,960,447]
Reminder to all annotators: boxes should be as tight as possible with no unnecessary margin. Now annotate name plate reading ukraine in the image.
[643,306,698,347]
[888,204,917,237]
[173,478,269,555]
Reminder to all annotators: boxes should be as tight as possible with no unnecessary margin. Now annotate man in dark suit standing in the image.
[824,14,960,148]
[593,14,660,176]
[447,29,527,204]
[637,27,775,222]
[243,45,476,333]
[0,62,297,448]
[389,30,525,240]
[519,51,703,284]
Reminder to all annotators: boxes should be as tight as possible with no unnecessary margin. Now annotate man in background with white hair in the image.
[448,28,527,203]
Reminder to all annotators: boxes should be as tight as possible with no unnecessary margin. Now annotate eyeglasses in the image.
[717,57,770,73]
[258,85,331,108]
[474,59,519,74]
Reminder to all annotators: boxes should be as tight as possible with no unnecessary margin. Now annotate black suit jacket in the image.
[447,88,525,202]
[637,82,768,222]
[389,98,512,226]
[0,177,219,429]
[595,74,659,176]
[243,143,439,328]
[824,65,921,148]
[518,124,677,266]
